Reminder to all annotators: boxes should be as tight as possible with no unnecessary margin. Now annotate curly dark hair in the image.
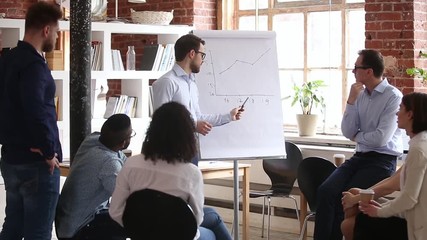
[174,34,205,62]
[401,92,427,134]
[25,2,62,31]
[142,102,197,163]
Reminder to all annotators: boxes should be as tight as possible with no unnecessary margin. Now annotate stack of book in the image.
[104,95,138,118]
[140,44,175,71]
[91,41,103,70]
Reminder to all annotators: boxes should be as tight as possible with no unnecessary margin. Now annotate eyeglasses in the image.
[195,50,206,60]
[354,65,371,70]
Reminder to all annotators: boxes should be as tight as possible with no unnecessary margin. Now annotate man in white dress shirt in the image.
[152,33,242,165]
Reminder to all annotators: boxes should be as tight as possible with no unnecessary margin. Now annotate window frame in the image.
[218,0,365,135]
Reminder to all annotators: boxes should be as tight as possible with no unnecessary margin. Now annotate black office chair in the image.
[297,156,337,240]
[249,141,303,239]
[122,189,198,240]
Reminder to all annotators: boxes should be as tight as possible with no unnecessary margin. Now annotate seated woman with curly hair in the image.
[109,101,231,240]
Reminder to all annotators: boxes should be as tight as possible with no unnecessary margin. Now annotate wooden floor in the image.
[224,223,313,240]
[50,223,312,240]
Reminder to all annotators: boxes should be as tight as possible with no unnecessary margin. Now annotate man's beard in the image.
[42,40,55,53]
[190,61,200,73]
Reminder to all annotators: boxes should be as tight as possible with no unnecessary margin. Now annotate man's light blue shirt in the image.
[152,63,232,126]
[341,79,403,156]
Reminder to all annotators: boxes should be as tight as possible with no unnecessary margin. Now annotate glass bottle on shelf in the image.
[126,46,136,71]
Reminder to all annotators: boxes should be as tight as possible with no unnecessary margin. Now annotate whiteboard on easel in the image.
[192,30,286,160]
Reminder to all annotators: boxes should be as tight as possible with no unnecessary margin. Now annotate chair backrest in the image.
[263,141,303,194]
[297,156,336,212]
[122,189,198,240]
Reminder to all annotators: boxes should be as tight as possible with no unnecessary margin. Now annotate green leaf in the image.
[288,79,326,115]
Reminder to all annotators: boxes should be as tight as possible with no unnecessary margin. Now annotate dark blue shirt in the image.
[0,41,62,164]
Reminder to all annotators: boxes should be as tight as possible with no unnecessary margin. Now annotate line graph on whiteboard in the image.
[192,31,286,160]
[196,37,281,109]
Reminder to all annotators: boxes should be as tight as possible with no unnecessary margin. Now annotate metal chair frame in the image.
[249,141,303,239]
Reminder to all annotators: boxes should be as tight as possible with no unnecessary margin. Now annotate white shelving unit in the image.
[0,18,192,158]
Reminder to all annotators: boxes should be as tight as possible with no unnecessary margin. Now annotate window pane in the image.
[307,11,342,68]
[346,10,365,68]
[239,0,268,10]
[238,16,268,30]
[279,70,304,126]
[273,13,304,68]
[308,69,343,133]
[346,70,356,95]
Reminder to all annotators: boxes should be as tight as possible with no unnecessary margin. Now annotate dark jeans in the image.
[354,213,408,240]
[313,152,396,240]
[0,160,60,240]
[58,209,126,240]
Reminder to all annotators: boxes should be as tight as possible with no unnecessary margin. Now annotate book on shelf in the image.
[111,49,124,71]
[140,44,160,71]
[117,50,124,71]
[152,44,165,71]
[111,50,117,71]
[91,41,103,71]
[104,96,119,119]
[166,45,176,70]
[103,95,138,118]
[158,44,173,71]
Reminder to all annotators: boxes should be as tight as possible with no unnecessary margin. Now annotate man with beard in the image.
[55,114,133,240]
[152,34,242,166]
[0,2,62,239]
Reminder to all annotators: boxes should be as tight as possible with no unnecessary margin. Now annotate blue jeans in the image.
[199,207,232,240]
[313,152,396,240]
[0,160,60,240]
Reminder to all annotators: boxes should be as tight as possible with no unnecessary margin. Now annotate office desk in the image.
[60,161,251,240]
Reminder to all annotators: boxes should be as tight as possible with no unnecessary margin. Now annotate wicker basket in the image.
[130,9,174,25]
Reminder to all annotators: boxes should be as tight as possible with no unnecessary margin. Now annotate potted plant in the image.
[290,79,326,136]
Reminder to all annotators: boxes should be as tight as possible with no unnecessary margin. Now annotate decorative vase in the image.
[296,114,318,136]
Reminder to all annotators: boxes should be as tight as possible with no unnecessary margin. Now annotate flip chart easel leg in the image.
[242,165,249,240]
[233,160,239,239]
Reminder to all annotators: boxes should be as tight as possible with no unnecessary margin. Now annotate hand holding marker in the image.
[239,97,249,111]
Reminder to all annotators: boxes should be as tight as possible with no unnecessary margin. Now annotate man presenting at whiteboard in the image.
[152,34,243,165]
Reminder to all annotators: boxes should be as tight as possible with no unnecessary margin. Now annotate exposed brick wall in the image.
[4,0,424,95]
[108,0,217,95]
[0,0,36,19]
[365,0,427,94]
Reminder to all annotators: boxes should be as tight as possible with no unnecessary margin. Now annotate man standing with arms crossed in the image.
[0,2,62,239]
[313,49,403,240]
[152,34,242,145]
